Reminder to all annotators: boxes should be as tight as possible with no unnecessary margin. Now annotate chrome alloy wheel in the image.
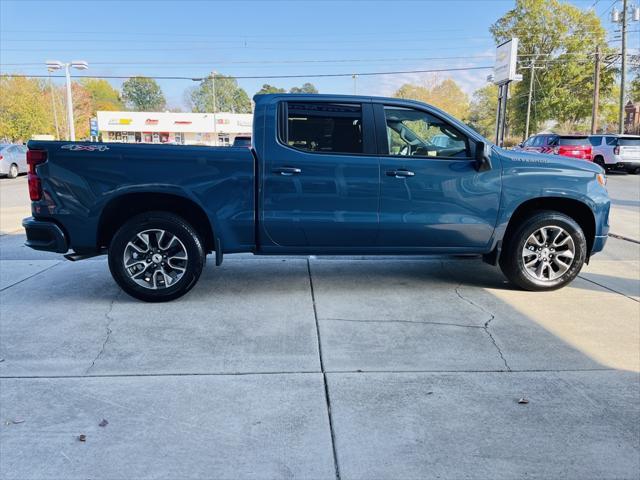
[522,225,576,282]
[123,229,188,290]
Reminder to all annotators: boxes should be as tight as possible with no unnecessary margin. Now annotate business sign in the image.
[493,38,518,85]
[89,118,98,137]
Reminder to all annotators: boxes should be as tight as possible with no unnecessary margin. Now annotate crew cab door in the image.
[260,100,379,247]
[374,103,501,249]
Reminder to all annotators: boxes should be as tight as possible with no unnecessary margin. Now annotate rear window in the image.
[618,137,640,146]
[281,102,363,154]
[558,137,589,146]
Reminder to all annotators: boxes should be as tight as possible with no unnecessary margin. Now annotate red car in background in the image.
[515,134,558,154]
[550,135,592,161]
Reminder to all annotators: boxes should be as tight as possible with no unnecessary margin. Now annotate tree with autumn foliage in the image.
[393,77,470,121]
[0,77,52,142]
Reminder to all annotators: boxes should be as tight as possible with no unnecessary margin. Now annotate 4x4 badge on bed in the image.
[61,144,110,152]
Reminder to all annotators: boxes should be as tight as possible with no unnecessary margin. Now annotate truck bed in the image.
[27,141,256,253]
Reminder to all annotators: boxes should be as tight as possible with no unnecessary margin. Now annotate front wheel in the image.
[499,211,587,291]
[108,211,206,302]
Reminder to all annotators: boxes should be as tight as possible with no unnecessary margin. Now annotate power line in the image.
[0,65,494,81]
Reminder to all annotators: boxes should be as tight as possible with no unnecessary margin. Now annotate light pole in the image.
[45,60,89,141]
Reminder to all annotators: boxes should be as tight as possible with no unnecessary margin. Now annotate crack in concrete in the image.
[441,261,511,371]
[452,282,511,371]
[306,258,341,480]
[85,292,119,375]
[322,317,483,329]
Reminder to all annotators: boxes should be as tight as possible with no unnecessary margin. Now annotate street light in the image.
[45,60,89,141]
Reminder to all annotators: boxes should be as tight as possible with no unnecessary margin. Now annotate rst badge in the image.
[61,144,110,152]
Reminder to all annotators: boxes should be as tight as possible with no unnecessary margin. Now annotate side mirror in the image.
[474,141,492,172]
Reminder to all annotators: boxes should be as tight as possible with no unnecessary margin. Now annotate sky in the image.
[0,0,636,110]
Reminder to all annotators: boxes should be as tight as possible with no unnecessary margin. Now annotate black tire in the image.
[108,211,205,302]
[593,156,608,172]
[7,163,18,179]
[628,167,640,175]
[499,211,587,291]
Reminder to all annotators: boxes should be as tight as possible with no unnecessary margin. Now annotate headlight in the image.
[596,173,607,186]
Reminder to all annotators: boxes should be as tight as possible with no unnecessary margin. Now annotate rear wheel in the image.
[499,211,587,291]
[108,211,206,302]
[629,167,640,175]
[593,156,608,172]
[7,163,18,179]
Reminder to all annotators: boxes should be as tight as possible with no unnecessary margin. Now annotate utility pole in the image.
[591,45,601,135]
[524,62,536,140]
[619,0,627,134]
[47,70,61,140]
[210,71,217,145]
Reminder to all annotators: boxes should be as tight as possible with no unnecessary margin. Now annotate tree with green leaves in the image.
[80,79,123,111]
[289,82,319,94]
[467,84,499,138]
[121,76,166,112]
[188,75,251,113]
[256,84,286,95]
[490,0,615,136]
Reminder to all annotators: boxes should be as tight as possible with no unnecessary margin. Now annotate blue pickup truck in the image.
[23,94,610,301]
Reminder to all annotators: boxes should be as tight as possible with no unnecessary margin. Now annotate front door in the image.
[261,100,379,248]
[375,103,501,249]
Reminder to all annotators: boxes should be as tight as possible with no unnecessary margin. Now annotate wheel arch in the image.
[97,192,217,252]
[502,197,596,255]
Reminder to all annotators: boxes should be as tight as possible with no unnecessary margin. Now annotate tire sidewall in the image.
[505,213,587,291]
[108,213,205,302]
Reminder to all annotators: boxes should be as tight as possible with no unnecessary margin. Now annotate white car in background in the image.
[590,135,640,174]
[0,143,28,178]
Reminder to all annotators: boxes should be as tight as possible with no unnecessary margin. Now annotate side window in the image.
[383,106,471,158]
[281,102,363,154]
[605,136,617,146]
[531,136,543,147]
[589,136,602,146]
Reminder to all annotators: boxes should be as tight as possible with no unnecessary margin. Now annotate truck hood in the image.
[497,147,604,174]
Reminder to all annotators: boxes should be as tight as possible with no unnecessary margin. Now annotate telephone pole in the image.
[619,0,627,134]
[591,45,601,135]
[524,59,543,140]
[524,63,536,140]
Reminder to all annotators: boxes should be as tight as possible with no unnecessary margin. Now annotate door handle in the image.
[274,167,302,176]
[386,169,415,178]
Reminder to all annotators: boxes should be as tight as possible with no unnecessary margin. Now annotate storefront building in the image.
[96,111,253,146]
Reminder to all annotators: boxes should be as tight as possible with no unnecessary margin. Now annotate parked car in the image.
[590,135,640,174]
[550,135,592,161]
[23,94,609,301]
[0,143,27,178]
[232,136,251,148]
[514,134,557,154]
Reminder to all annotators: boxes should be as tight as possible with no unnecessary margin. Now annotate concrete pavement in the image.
[0,174,639,479]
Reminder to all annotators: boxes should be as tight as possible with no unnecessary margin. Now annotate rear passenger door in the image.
[261,100,380,248]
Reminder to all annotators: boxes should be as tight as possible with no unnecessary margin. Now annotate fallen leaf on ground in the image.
[98,419,108,427]
[78,434,86,442]
[518,398,529,404]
